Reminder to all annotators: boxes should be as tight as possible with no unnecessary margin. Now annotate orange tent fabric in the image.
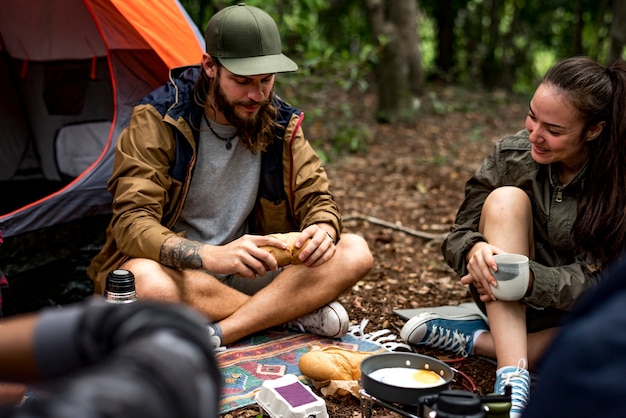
[108,0,204,68]
[0,0,204,238]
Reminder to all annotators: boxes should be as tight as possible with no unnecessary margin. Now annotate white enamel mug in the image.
[490,254,530,301]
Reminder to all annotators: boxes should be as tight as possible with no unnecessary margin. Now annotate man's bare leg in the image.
[125,233,373,345]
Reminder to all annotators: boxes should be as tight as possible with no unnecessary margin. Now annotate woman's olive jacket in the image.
[442,130,601,310]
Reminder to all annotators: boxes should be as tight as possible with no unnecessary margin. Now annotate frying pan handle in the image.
[452,367,479,393]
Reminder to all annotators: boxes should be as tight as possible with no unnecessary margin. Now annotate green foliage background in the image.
[180,0,620,159]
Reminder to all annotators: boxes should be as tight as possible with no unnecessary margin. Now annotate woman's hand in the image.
[460,242,504,302]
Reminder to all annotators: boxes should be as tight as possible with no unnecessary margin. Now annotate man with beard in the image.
[88,4,373,349]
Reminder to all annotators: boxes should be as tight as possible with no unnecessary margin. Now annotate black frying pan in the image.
[360,352,454,405]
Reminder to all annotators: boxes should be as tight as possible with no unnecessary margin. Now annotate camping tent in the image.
[0,0,204,314]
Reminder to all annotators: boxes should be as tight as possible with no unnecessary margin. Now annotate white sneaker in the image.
[287,301,350,338]
[206,323,226,352]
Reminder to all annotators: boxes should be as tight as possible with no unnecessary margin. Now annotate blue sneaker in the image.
[494,359,530,418]
[400,312,488,357]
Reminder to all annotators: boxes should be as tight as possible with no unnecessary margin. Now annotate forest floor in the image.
[0,81,530,417]
[222,84,530,417]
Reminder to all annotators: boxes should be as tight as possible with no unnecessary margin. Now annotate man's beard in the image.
[211,73,272,152]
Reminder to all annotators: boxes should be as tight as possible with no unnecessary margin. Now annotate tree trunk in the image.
[480,0,503,88]
[365,0,423,123]
[398,2,424,95]
[608,0,626,64]
[434,0,455,76]
[498,1,527,88]
[571,0,584,56]
[462,0,483,80]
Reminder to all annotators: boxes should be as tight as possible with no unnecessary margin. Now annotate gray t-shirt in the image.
[173,117,261,245]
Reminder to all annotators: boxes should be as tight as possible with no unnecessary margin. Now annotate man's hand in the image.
[291,224,336,267]
[161,235,286,279]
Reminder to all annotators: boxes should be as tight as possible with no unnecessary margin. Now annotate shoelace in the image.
[285,311,326,334]
[498,358,530,411]
[349,319,411,351]
[286,320,307,333]
[424,323,471,357]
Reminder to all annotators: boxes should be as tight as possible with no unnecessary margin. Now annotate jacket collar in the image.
[167,65,204,132]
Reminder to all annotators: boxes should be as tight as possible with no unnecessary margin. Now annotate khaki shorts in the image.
[217,268,284,296]
[470,284,567,332]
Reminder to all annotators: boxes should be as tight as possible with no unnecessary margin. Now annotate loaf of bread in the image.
[298,346,374,381]
[260,232,310,267]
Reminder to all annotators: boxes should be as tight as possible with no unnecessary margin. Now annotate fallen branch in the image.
[343,214,449,241]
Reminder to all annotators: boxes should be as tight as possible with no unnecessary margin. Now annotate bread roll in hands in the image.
[260,232,311,267]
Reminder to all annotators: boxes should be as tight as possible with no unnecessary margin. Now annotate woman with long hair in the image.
[401,56,626,417]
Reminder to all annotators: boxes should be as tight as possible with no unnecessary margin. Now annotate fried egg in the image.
[368,367,446,388]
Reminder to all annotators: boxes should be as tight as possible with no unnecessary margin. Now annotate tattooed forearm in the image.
[160,237,203,269]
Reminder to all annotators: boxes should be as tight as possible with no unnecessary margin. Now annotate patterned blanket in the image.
[216,328,388,414]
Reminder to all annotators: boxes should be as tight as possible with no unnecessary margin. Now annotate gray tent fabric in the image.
[0,55,120,235]
[0,0,203,316]
[19,58,114,181]
[0,0,203,238]
[55,121,112,178]
[0,57,31,181]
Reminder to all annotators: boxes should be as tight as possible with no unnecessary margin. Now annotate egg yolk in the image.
[412,369,444,385]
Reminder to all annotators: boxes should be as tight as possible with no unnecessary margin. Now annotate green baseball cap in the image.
[205,3,298,76]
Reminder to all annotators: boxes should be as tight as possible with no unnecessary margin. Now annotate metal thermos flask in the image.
[104,269,138,303]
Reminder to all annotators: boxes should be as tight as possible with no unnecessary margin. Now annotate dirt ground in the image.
[221,86,530,417]
[0,82,529,417]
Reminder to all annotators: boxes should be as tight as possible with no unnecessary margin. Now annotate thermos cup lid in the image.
[105,269,136,293]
